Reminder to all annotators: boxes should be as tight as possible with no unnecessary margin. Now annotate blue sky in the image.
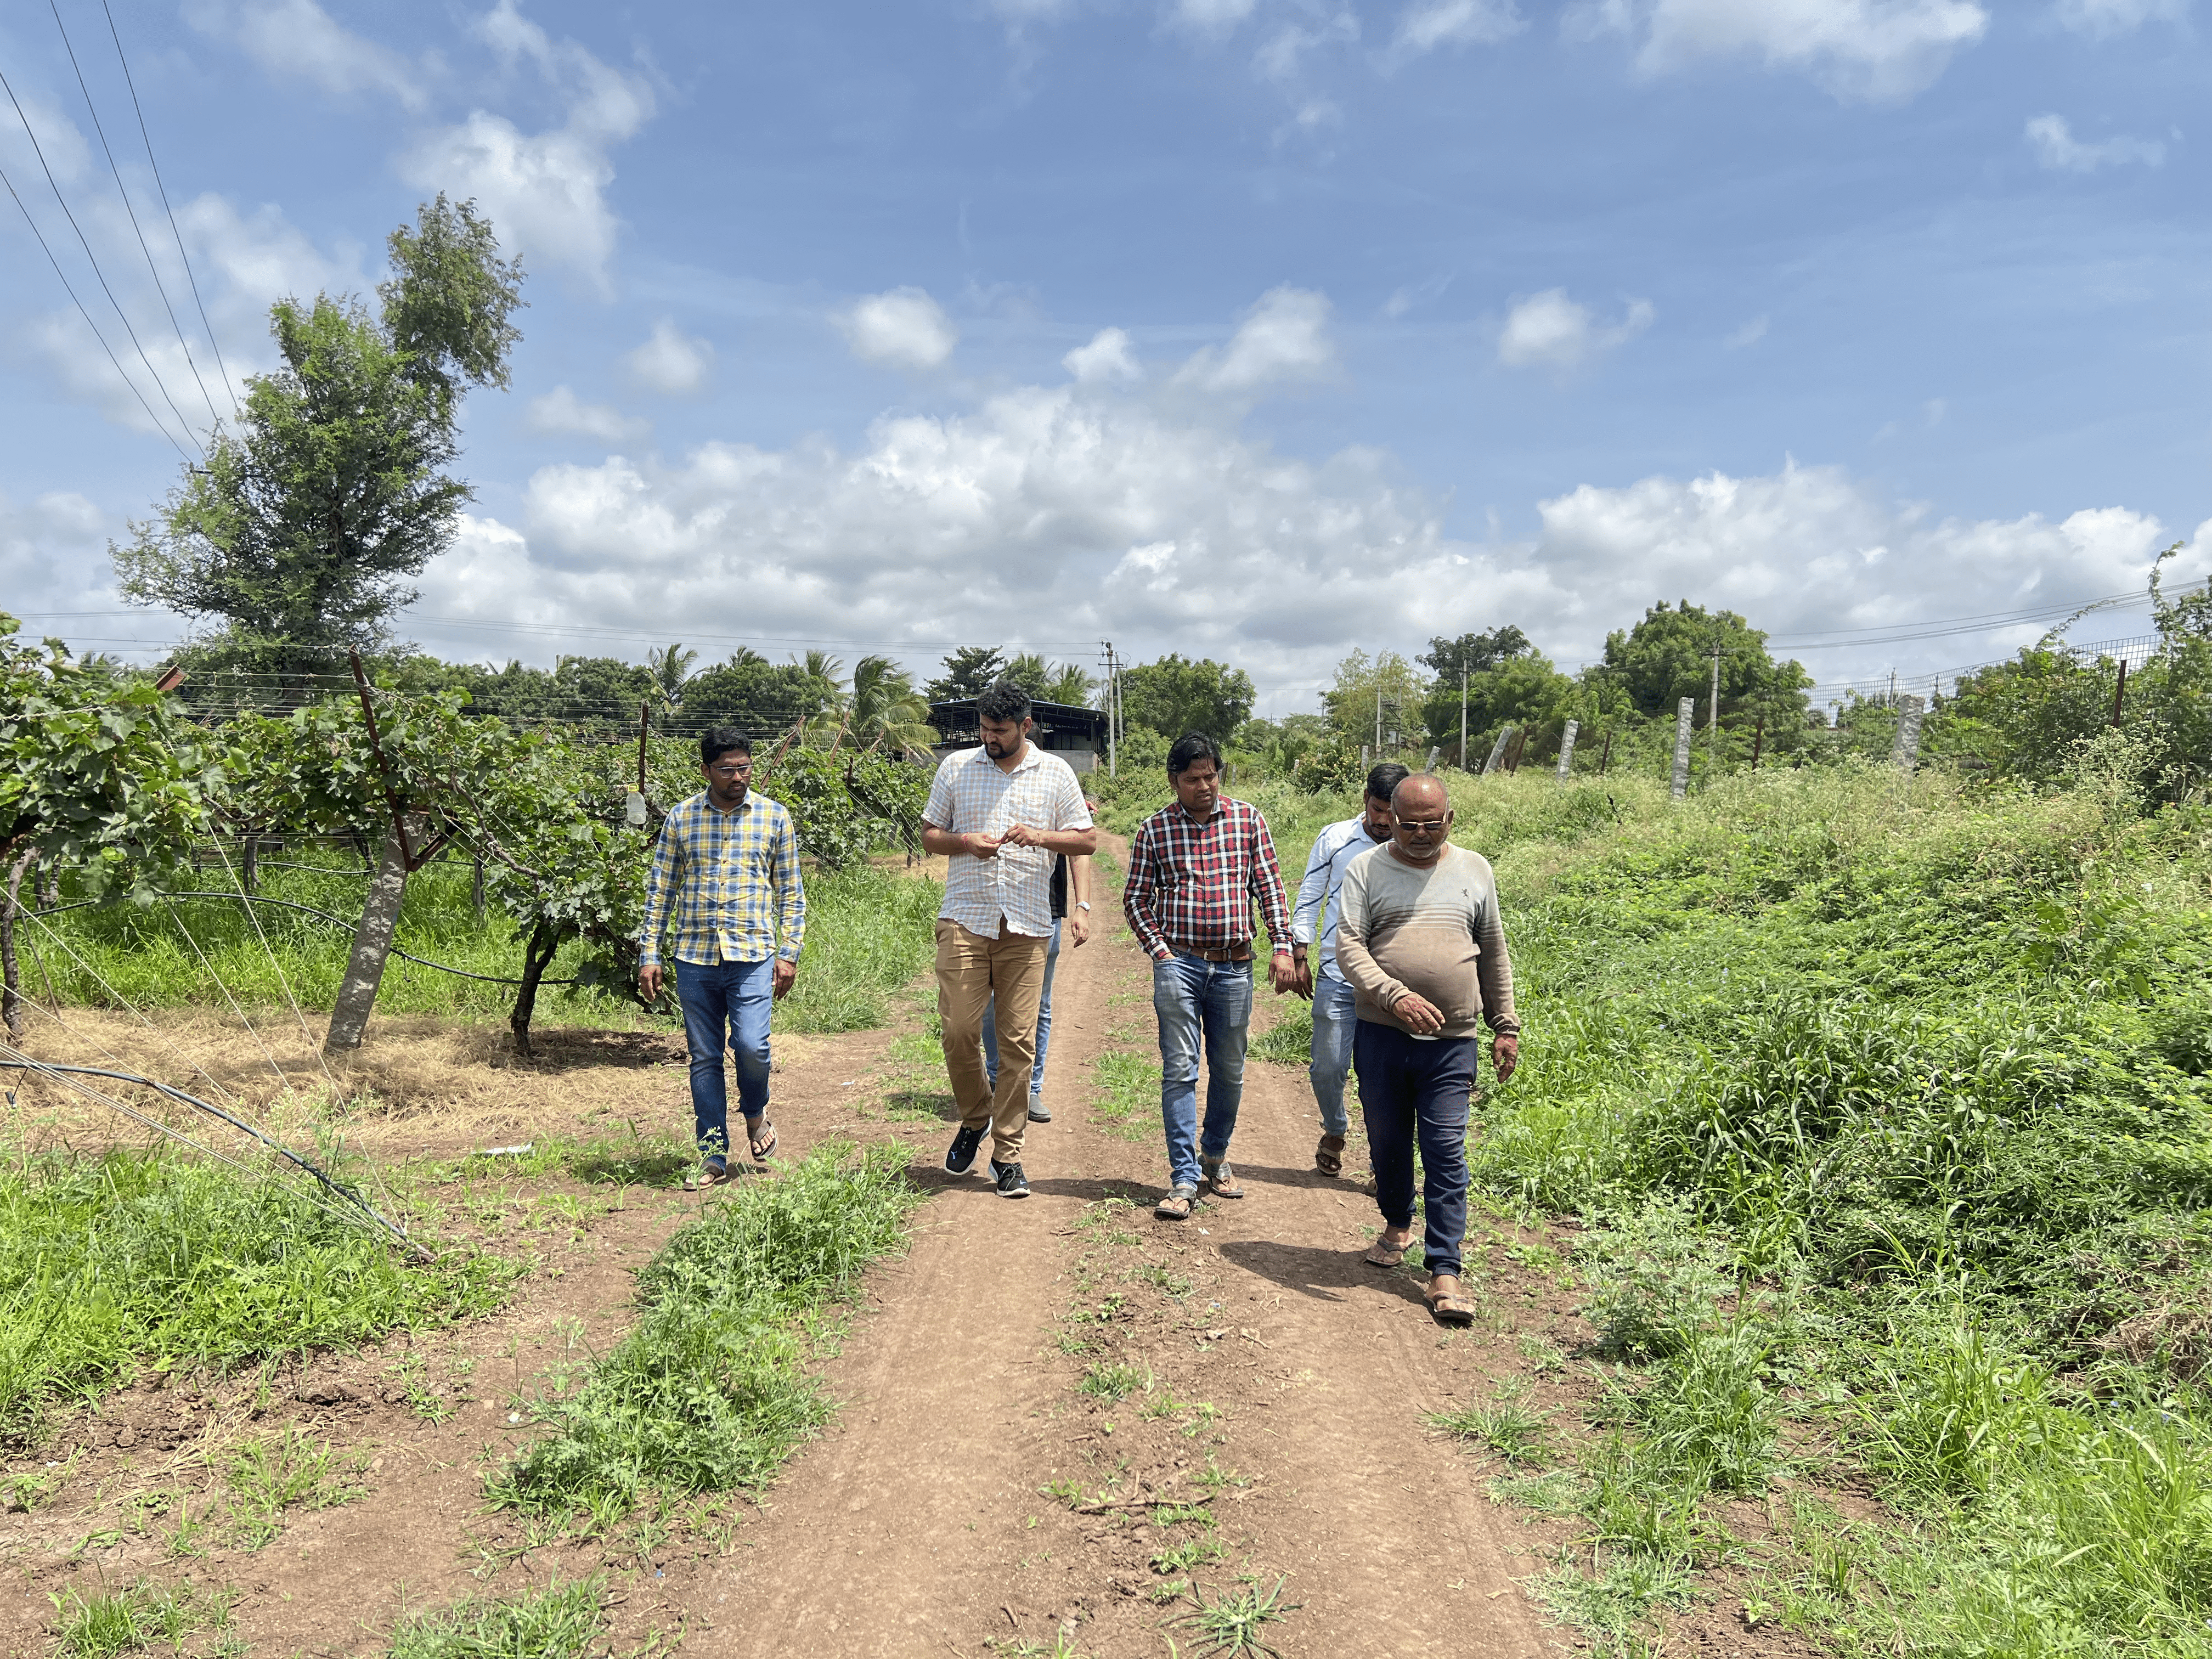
[2,0,2207,714]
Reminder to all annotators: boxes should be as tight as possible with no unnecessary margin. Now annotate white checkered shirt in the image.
[923,744,1093,939]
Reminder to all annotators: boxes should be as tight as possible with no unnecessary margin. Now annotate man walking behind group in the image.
[921,681,1097,1199]
[639,726,806,1189]
[1334,773,1520,1325]
[1290,762,1409,1177]
[1124,733,1297,1221]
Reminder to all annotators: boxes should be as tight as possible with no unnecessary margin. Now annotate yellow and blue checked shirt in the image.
[638,790,806,967]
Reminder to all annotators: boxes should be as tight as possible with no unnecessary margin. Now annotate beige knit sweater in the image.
[1333,842,1519,1040]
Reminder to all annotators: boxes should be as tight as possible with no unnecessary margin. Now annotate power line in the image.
[0,156,189,461]
[97,0,238,423]
[0,62,201,457]
[49,0,224,433]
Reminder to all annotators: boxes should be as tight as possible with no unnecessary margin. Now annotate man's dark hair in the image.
[976,679,1032,725]
[1365,762,1411,803]
[1167,732,1223,777]
[699,726,753,770]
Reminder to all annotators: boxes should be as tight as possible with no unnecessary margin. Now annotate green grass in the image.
[49,1578,234,1658]
[0,1144,512,1443]
[223,1425,365,1547]
[1451,762,2212,1654]
[383,1576,604,1659]
[25,855,941,1036]
[1429,1386,1552,1466]
[1090,1048,1159,1142]
[1166,1577,1300,1658]
[1078,1361,1151,1402]
[486,1141,920,1528]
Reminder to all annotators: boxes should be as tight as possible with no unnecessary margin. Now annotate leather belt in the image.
[1170,943,1254,963]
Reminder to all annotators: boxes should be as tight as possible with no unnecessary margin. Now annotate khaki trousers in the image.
[935,918,1051,1165]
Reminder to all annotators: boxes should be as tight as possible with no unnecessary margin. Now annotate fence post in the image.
[2111,658,2128,727]
[1750,718,1764,771]
[1598,730,1612,775]
[1892,693,1927,770]
[1671,697,1695,798]
[1482,727,1514,775]
[1425,746,1441,773]
[1556,719,1579,780]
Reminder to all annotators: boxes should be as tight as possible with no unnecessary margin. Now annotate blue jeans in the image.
[1355,1019,1477,1279]
[1308,970,1358,1137]
[1153,952,1254,1191]
[983,919,1061,1099]
[674,957,775,1166]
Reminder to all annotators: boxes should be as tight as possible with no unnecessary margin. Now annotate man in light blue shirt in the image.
[1289,763,1408,1176]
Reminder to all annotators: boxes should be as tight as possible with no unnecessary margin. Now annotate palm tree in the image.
[646,642,698,712]
[1043,663,1093,706]
[842,655,938,758]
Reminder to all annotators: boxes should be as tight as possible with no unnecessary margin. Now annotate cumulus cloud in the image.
[1176,286,1337,392]
[184,0,430,108]
[1568,0,1990,101]
[839,288,960,371]
[1,489,114,622]
[1064,328,1143,383]
[1169,0,1260,31]
[1498,289,1654,370]
[2053,0,2190,35]
[526,386,647,442]
[1393,0,1528,57]
[2024,114,2165,173]
[401,1,654,291]
[623,321,714,395]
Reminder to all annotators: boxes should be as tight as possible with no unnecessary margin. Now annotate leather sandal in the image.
[1315,1135,1346,1177]
[684,1161,730,1192]
[1155,1186,1197,1221]
[1426,1277,1477,1327]
[747,1119,778,1161]
[1362,1235,1408,1268]
[1200,1157,1244,1199]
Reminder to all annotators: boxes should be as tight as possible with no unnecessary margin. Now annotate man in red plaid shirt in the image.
[1123,732,1298,1220]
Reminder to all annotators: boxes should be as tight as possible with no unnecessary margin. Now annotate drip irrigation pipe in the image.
[0,1047,426,1259]
[22,892,577,986]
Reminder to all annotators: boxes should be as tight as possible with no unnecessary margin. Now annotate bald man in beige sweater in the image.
[1333,774,1520,1325]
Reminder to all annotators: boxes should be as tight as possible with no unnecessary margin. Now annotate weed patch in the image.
[384,1575,604,1659]
[49,1578,234,1658]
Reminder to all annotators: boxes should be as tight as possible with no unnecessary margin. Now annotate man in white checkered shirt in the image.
[920,680,1098,1199]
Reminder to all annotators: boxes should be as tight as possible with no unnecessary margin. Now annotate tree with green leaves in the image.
[646,644,698,714]
[926,646,1008,703]
[1419,627,1533,684]
[1601,601,1810,725]
[113,196,524,690]
[1420,649,1574,761]
[1121,654,1255,743]
[839,656,936,757]
[1322,650,1426,752]
[0,619,210,1036]
[1000,652,1093,707]
[681,652,819,737]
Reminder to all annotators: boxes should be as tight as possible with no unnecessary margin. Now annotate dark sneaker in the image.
[945,1124,987,1176]
[1026,1099,1053,1124]
[991,1160,1031,1199]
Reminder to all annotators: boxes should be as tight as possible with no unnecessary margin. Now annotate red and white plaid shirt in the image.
[1122,796,1294,964]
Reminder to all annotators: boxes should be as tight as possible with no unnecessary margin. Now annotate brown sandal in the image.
[1200,1157,1244,1199]
[1426,1278,1477,1327]
[1315,1135,1345,1177]
[1155,1187,1197,1221]
[747,1120,778,1161]
[1362,1236,1408,1268]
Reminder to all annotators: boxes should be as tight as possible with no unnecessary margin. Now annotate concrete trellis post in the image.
[1892,693,1927,770]
[1425,746,1441,773]
[1556,719,1579,779]
[1482,727,1514,775]
[1671,697,1695,799]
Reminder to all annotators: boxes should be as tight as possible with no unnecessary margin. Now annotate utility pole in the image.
[1707,646,1721,774]
[1100,641,1119,778]
[1459,667,1468,770]
[1375,685,1383,759]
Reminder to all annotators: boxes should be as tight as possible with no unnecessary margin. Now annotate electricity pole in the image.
[1459,667,1468,770]
[1100,641,1119,778]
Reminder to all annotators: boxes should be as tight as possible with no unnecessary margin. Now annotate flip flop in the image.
[684,1161,730,1192]
[1200,1158,1244,1199]
[1363,1238,1408,1268]
[747,1120,778,1161]
[1426,1283,1477,1327]
[1315,1135,1346,1177]
[1155,1187,1197,1221]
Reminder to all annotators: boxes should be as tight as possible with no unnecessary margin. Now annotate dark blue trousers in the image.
[1353,1019,1477,1279]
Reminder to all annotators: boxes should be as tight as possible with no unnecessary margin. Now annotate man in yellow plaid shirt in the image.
[639,725,806,1187]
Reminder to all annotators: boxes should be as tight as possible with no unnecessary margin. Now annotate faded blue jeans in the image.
[1308,969,1358,1137]
[983,918,1062,1101]
[1153,951,1254,1192]
[673,956,775,1167]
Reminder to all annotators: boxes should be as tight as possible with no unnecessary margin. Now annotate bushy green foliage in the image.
[0,1145,511,1442]
[487,1142,917,1526]
[384,1576,603,1659]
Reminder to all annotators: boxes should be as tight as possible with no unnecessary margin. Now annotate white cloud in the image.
[1498,289,1654,370]
[401,2,654,291]
[623,321,714,395]
[525,386,648,442]
[2054,0,2190,36]
[1568,0,1990,101]
[184,0,430,109]
[2024,114,2166,173]
[839,288,960,371]
[1724,314,1769,349]
[1176,286,1338,392]
[1255,12,1361,82]
[1064,328,1143,383]
[1169,0,1260,31]
[1393,0,1527,57]
[1,489,116,625]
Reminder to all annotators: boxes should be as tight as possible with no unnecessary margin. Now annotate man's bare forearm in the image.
[1036,826,1098,855]
[919,824,967,857]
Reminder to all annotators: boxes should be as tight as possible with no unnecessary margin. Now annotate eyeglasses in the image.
[1397,817,1449,835]
[708,763,754,778]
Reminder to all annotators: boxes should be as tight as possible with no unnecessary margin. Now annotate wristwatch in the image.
[1075,901,1092,911]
